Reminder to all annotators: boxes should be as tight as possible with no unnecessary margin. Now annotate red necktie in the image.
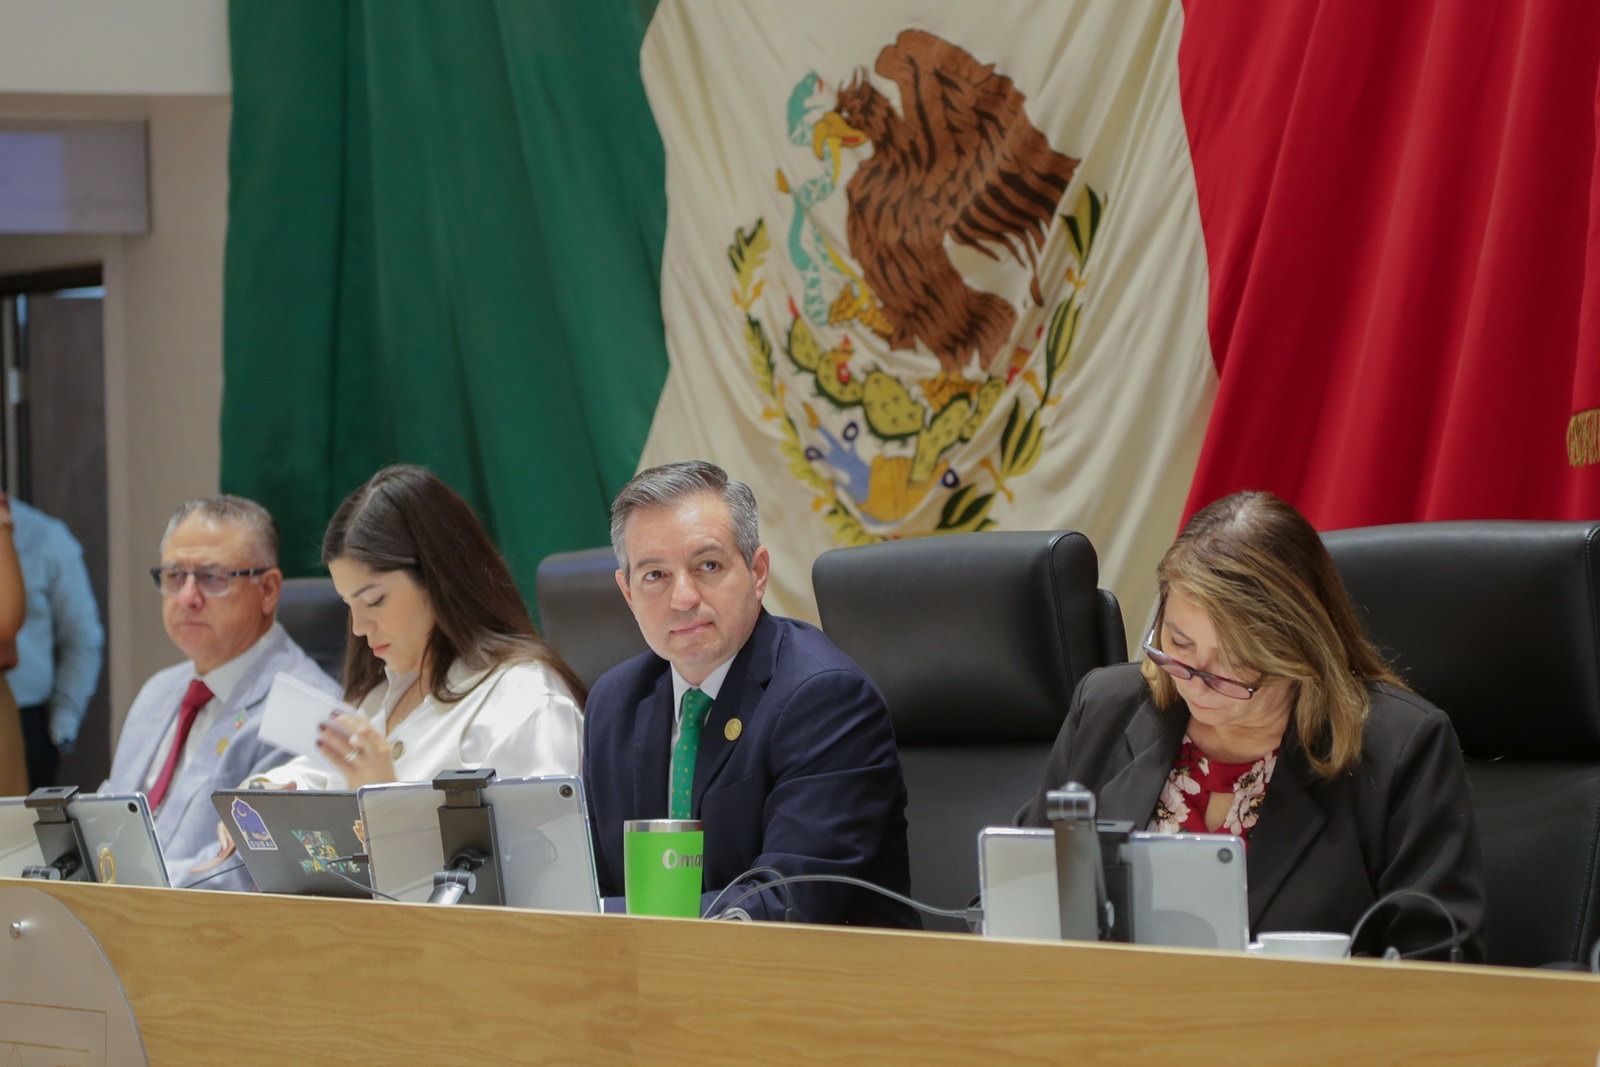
[147,679,213,811]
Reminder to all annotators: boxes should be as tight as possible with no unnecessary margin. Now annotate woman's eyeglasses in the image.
[1141,630,1262,700]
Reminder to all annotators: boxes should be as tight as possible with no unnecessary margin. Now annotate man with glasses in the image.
[102,496,338,888]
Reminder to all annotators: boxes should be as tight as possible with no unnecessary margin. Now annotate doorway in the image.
[0,264,111,790]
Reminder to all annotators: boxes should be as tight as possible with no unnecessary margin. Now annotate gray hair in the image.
[609,461,760,577]
[162,495,280,567]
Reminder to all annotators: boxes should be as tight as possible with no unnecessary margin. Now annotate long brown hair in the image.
[1141,490,1400,777]
[322,465,587,707]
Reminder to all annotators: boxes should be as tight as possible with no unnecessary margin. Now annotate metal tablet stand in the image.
[426,768,506,906]
[1045,783,1133,943]
[22,786,91,882]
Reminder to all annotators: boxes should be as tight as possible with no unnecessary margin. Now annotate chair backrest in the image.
[812,530,1127,929]
[276,577,347,683]
[535,548,651,689]
[1323,520,1600,966]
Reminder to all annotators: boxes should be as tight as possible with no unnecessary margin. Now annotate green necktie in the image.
[671,688,714,819]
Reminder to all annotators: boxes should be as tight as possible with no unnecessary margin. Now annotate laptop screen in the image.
[212,789,370,898]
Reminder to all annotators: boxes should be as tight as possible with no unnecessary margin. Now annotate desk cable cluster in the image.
[702,865,976,926]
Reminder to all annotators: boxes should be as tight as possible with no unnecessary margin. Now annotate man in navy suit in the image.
[583,461,915,926]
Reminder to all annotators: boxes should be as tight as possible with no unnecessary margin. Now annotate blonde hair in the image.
[1141,491,1402,778]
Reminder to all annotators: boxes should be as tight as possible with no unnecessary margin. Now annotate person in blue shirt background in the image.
[6,497,105,788]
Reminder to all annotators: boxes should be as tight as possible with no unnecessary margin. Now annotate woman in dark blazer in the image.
[1020,491,1486,960]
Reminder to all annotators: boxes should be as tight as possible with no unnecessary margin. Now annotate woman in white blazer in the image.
[252,464,585,790]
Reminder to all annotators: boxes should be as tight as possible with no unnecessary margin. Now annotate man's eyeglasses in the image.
[150,565,271,598]
[1141,628,1262,701]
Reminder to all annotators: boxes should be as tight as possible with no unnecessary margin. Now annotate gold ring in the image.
[344,750,358,764]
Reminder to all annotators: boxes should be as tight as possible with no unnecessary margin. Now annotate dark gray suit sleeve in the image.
[1016,667,1140,827]
[1367,696,1488,961]
[1017,684,1088,828]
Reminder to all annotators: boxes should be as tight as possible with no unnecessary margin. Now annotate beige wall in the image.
[0,0,231,739]
[0,93,231,736]
[0,0,228,95]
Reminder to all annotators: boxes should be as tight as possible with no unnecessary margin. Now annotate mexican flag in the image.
[222,0,1600,632]
[635,0,1210,626]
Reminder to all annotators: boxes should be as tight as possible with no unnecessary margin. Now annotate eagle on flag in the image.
[814,29,1079,378]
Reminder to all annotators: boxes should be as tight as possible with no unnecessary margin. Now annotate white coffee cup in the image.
[1250,931,1352,959]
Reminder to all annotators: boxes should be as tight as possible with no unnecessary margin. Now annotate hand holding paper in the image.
[260,671,358,773]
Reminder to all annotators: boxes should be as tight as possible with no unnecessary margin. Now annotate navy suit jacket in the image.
[1019,663,1487,960]
[583,610,916,927]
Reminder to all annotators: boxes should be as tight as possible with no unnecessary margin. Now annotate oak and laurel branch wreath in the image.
[728,183,1105,545]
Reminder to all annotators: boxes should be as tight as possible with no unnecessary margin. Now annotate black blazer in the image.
[583,610,917,927]
[1020,663,1486,960]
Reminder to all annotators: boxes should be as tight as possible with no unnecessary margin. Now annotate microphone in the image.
[1045,783,1113,942]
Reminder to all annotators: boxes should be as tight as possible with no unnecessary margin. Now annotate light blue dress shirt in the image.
[5,499,105,748]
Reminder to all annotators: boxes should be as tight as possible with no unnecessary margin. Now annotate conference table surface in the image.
[3,877,1597,1065]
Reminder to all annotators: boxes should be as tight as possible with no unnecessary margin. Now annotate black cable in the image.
[1346,888,1464,962]
[181,858,249,889]
[310,852,397,901]
[705,871,969,923]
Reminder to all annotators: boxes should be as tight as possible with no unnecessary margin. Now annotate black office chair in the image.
[276,577,348,682]
[535,547,651,689]
[812,530,1127,931]
[1323,520,1600,967]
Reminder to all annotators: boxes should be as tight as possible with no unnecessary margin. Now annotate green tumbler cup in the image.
[623,819,705,918]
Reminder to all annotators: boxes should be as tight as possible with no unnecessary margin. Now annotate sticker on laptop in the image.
[229,797,277,851]
[291,828,361,876]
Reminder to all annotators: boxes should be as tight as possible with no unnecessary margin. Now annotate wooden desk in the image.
[5,878,1598,1064]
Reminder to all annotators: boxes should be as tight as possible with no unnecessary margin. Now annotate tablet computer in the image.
[978,826,1249,950]
[358,774,600,912]
[0,792,169,886]
[71,793,170,886]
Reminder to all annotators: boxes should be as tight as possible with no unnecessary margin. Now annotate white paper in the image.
[259,671,357,773]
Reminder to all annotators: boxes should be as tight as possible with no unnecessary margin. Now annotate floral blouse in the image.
[1147,734,1278,841]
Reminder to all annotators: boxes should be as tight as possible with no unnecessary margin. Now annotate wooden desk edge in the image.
[3,879,1596,1065]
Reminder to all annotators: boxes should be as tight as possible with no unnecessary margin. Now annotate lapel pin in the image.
[724,718,742,742]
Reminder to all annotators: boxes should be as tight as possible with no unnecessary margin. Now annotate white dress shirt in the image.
[253,656,582,790]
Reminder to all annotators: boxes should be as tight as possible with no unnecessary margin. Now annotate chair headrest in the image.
[276,577,347,682]
[534,547,650,688]
[1323,521,1600,759]
[812,530,1120,744]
